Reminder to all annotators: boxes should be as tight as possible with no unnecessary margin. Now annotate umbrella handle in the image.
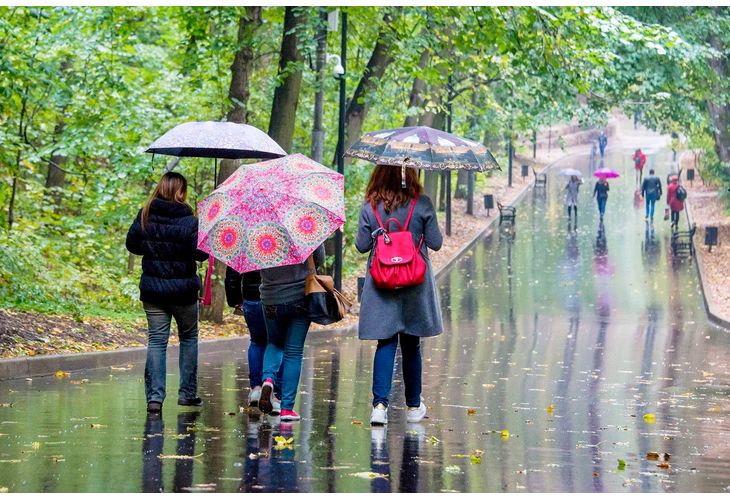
[200,255,213,306]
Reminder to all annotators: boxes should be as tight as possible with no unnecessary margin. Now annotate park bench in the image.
[497,201,516,226]
[533,167,547,189]
[671,223,696,257]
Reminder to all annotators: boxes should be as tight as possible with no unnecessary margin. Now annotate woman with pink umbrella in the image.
[593,168,619,221]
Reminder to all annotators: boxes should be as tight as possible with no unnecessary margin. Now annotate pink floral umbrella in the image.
[197,153,344,273]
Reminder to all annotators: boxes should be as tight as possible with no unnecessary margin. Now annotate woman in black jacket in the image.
[126,172,208,413]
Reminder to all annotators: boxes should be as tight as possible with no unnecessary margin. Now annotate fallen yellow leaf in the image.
[500,429,510,439]
[547,404,554,414]
[54,371,69,379]
[643,413,656,423]
[467,408,477,415]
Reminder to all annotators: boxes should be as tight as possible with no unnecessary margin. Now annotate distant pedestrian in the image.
[356,165,443,426]
[565,175,583,222]
[225,267,282,409]
[126,172,208,413]
[666,175,686,230]
[593,177,610,221]
[632,148,646,186]
[598,131,608,158]
[257,244,325,422]
[641,168,663,223]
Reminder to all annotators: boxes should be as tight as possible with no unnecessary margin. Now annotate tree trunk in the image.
[268,6,307,153]
[403,48,430,127]
[201,6,261,325]
[44,152,67,210]
[707,35,730,168]
[333,8,399,165]
[311,7,327,163]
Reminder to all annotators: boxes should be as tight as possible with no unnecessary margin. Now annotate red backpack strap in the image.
[403,196,419,230]
[371,201,385,230]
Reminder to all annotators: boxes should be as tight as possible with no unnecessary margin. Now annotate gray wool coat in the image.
[355,195,444,340]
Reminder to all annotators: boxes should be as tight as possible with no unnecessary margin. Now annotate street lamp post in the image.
[333,11,347,291]
[445,75,453,236]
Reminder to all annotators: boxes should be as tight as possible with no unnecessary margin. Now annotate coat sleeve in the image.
[355,203,374,254]
[191,218,209,262]
[421,196,443,251]
[125,210,144,256]
[224,267,243,307]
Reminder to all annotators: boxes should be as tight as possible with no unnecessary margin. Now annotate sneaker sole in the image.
[259,384,273,414]
[280,416,300,422]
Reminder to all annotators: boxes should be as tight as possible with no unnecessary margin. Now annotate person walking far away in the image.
[257,244,325,422]
[593,176,610,221]
[356,165,443,426]
[225,267,282,409]
[598,130,608,158]
[641,168,663,223]
[126,172,208,413]
[632,148,646,186]
[565,175,583,223]
[667,175,686,230]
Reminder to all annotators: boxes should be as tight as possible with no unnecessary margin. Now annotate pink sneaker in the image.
[280,409,300,422]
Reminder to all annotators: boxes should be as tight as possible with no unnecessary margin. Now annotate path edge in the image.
[684,202,730,330]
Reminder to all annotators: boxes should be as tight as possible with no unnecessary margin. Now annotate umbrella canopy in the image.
[344,126,499,171]
[146,121,287,160]
[197,153,344,273]
[559,168,583,177]
[594,167,620,178]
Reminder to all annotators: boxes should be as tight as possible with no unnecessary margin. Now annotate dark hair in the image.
[141,172,190,230]
[365,164,422,213]
[649,169,655,174]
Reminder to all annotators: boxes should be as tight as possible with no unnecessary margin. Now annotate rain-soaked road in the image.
[1,147,729,493]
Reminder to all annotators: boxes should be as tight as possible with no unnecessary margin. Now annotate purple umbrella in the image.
[594,167,620,178]
[345,126,499,171]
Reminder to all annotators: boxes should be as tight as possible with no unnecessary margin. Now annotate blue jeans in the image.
[597,197,607,216]
[143,302,199,403]
[243,300,268,388]
[261,299,311,410]
[645,194,657,218]
[372,333,422,408]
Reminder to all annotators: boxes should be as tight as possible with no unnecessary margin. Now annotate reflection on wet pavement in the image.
[0,148,729,492]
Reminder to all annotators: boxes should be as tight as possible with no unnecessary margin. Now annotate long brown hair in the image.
[141,171,190,230]
[365,164,423,213]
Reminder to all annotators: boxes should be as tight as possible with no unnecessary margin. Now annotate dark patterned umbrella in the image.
[345,126,499,171]
[146,121,286,160]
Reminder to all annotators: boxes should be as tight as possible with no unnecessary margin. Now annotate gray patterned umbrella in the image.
[146,121,286,160]
[345,126,499,171]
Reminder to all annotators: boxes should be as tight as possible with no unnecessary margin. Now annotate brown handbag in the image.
[304,255,352,325]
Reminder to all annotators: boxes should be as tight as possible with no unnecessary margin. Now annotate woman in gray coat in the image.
[356,165,443,426]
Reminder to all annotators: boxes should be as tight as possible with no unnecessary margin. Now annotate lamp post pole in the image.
[334,11,347,291]
[445,74,453,236]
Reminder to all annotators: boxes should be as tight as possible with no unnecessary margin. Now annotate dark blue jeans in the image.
[243,300,268,388]
[261,299,311,410]
[143,302,199,403]
[645,194,657,218]
[372,333,422,408]
[597,196,607,216]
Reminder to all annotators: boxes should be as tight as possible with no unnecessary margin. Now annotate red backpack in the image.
[369,197,427,289]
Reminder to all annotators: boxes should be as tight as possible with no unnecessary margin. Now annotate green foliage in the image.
[1,6,728,318]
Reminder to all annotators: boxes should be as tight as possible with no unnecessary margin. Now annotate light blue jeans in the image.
[261,299,311,410]
[143,302,199,403]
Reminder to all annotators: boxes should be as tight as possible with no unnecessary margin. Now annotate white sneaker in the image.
[406,401,427,423]
[370,403,388,425]
[249,386,262,406]
[271,396,281,416]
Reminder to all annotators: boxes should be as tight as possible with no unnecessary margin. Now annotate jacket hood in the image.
[150,198,194,217]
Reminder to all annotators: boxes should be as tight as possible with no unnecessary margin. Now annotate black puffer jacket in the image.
[126,198,208,306]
